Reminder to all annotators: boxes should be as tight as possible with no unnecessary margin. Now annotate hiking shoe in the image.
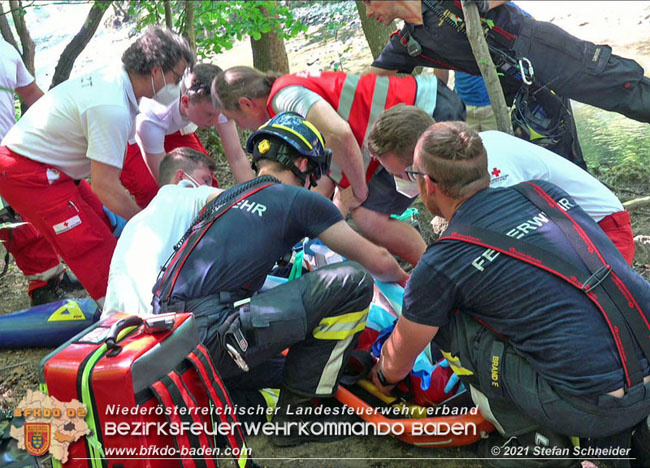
[57,270,85,294]
[477,430,576,468]
[30,279,67,306]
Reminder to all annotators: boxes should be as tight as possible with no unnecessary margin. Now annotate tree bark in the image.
[461,1,513,134]
[184,1,196,51]
[163,0,173,29]
[49,1,112,89]
[250,4,290,73]
[0,3,20,51]
[9,0,36,75]
[355,0,396,60]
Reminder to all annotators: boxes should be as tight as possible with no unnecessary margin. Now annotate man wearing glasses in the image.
[367,105,635,265]
[122,63,254,208]
[0,26,194,306]
[370,120,650,466]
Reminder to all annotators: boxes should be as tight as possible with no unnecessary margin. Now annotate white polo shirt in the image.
[134,96,228,154]
[480,131,623,221]
[103,181,219,317]
[0,39,35,138]
[2,65,138,180]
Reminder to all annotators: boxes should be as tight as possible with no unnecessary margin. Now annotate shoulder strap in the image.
[438,182,650,388]
[153,177,278,311]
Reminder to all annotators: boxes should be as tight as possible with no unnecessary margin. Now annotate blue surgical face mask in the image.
[394,175,420,198]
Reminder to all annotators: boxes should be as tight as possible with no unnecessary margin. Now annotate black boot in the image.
[270,388,354,447]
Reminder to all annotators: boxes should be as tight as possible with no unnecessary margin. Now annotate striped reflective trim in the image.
[312,309,368,340]
[364,75,390,141]
[337,75,361,121]
[258,388,280,422]
[272,123,314,150]
[440,350,474,376]
[315,307,370,394]
[414,74,438,117]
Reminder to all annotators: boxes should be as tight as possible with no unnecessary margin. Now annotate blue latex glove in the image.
[103,206,127,238]
[440,359,466,394]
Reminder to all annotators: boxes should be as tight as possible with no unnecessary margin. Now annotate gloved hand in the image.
[102,206,127,238]
[440,359,466,394]
[463,0,490,15]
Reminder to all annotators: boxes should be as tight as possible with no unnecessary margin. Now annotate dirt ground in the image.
[2,2,650,467]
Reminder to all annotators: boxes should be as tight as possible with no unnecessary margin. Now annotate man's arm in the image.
[215,120,254,183]
[318,220,408,284]
[141,150,165,182]
[305,101,369,209]
[371,315,439,392]
[489,0,510,9]
[15,81,44,107]
[361,66,399,76]
[90,160,141,220]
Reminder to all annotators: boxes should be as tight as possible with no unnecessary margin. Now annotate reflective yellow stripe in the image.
[312,309,368,340]
[440,350,474,376]
[272,123,313,150]
[301,120,325,147]
[258,388,279,422]
[237,443,249,468]
[337,75,360,121]
[314,308,369,394]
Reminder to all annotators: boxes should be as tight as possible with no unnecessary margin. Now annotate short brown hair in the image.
[211,66,279,111]
[367,104,435,164]
[121,26,195,75]
[416,121,489,199]
[181,63,222,104]
[158,147,215,185]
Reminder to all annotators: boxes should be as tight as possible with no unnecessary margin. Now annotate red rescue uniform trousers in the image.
[0,222,62,294]
[0,146,116,301]
[120,131,217,209]
[598,210,635,266]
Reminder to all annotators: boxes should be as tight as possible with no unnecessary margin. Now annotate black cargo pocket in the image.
[533,21,585,61]
[40,199,105,259]
[240,301,307,348]
[583,43,612,75]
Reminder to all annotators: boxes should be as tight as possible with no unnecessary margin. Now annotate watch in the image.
[376,367,397,387]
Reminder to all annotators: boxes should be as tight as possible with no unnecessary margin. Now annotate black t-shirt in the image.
[372,1,525,98]
[167,179,343,303]
[404,181,650,396]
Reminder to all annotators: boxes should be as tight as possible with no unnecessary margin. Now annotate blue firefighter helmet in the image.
[246,112,332,187]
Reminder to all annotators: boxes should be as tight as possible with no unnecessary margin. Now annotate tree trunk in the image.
[461,1,513,134]
[250,4,290,73]
[0,3,19,51]
[49,1,112,89]
[163,0,173,29]
[9,0,36,75]
[183,1,196,52]
[355,0,396,60]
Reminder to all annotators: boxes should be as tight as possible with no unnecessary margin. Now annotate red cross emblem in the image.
[491,168,501,177]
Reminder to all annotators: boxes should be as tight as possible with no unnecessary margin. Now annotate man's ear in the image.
[238,96,254,110]
[295,157,309,172]
[174,169,185,184]
[179,94,190,110]
[424,174,437,196]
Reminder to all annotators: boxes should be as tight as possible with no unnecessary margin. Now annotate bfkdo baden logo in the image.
[10,390,90,463]
[24,422,51,456]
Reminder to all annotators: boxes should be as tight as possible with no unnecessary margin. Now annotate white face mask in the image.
[151,72,180,106]
[394,176,420,198]
[179,172,202,188]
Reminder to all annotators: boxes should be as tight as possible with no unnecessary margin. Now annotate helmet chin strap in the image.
[254,143,318,187]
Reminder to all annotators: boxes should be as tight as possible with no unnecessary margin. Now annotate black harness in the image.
[438,182,650,389]
[152,176,279,314]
